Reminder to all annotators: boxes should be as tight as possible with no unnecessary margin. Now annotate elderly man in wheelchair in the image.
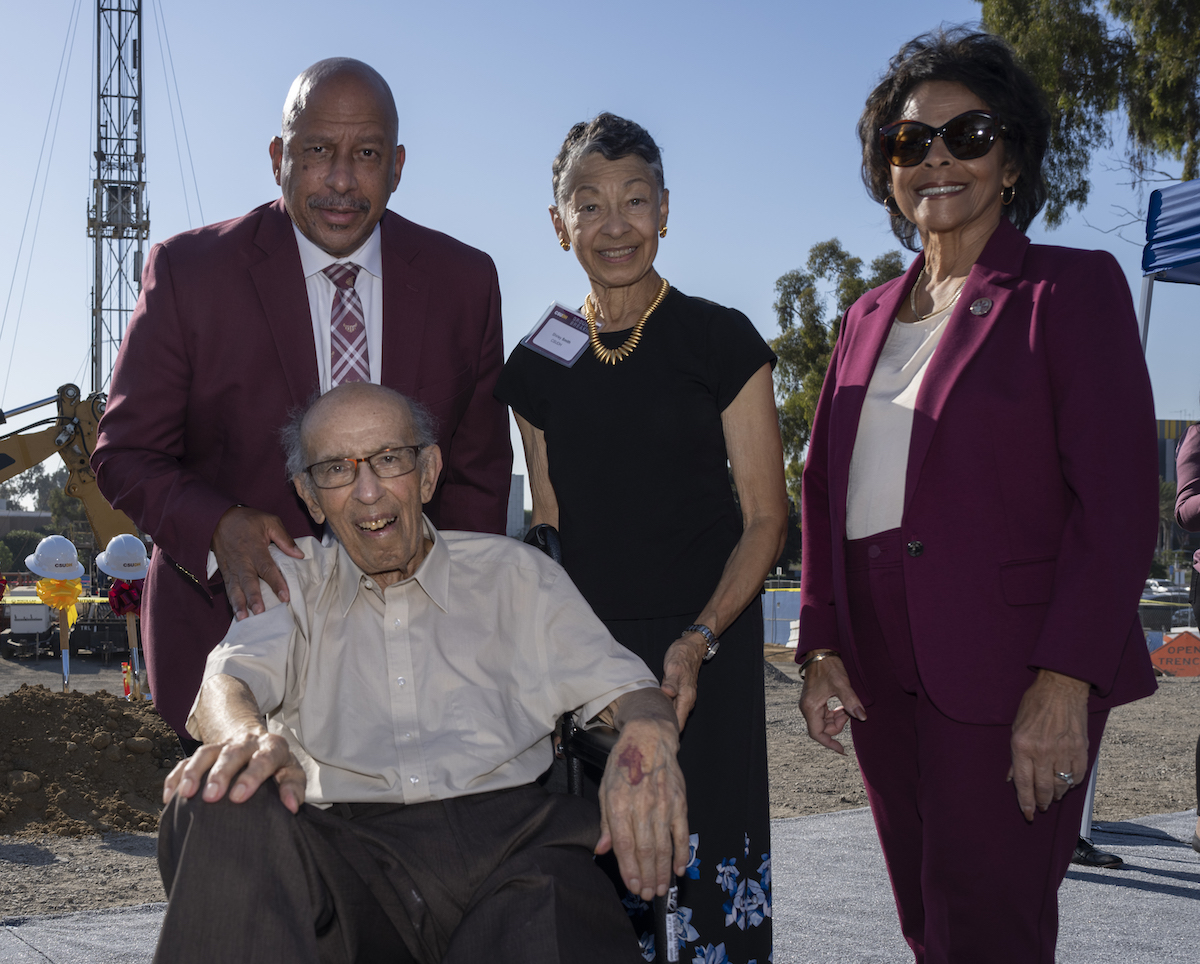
[153,383,686,964]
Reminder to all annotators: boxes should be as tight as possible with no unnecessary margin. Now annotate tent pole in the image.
[1138,274,1156,356]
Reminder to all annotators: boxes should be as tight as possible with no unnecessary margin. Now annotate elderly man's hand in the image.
[798,652,866,755]
[211,506,304,621]
[1008,668,1090,822]
[596,696,688,902]
[163,724,307,814]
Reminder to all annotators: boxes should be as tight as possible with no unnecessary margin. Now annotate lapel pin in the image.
[969,298,993,316]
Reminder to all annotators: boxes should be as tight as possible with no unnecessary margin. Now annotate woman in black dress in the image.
[495,114,787,964]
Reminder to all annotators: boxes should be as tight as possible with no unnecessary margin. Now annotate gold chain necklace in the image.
[583,278,669,365]
[909,265,966,321]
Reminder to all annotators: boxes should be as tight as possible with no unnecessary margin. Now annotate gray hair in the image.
[282,385,438,492]
[551,113,665,208]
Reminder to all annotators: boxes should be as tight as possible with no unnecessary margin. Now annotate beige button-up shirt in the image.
[191,518,656,807]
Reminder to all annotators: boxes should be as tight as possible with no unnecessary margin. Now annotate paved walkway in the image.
[3,808,1196,963]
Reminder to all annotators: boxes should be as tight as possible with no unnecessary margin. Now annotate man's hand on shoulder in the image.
[211,506,304,620]
[596,689,688,902]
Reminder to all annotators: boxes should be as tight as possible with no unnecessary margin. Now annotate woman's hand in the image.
[1008,668,1090,822]
[798,653,866,755]
[660,633,707,732]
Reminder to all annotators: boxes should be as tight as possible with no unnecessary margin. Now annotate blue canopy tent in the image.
[1140,179,1200,352]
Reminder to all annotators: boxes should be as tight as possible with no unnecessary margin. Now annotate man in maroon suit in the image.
[92,58,511,741]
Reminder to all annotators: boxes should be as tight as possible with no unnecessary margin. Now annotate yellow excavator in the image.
[1,384,139,658]
[0,383,137,547]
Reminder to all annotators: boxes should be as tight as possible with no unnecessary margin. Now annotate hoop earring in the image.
[559,238,571,251]
[1001,184,1016,206]
[659,225,668,238]
[884,195,903,217]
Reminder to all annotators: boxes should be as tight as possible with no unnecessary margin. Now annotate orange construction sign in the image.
[1150,632,1200,677]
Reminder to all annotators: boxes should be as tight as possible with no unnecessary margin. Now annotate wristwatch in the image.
[684,623,720,661]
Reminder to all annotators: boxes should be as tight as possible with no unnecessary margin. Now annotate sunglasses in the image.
[879,110,1006,167]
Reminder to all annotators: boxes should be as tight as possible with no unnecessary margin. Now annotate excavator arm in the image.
[0,384,137,548]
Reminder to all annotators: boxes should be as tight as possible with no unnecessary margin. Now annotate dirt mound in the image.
[0,684,183,837]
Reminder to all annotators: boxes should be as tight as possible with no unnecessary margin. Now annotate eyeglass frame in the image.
[878,110,1007,168]
[304,445,426,489]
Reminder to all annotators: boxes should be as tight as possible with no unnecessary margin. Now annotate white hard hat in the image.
[26,535,84,580]
[96,533,149,579]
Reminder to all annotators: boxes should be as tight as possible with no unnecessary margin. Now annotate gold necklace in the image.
[583,278,669,365]
[909,265,966,321]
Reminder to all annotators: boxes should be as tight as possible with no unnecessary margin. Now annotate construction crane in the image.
[88,0,149,394]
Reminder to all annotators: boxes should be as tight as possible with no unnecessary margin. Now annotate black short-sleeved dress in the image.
[496,287,775,964]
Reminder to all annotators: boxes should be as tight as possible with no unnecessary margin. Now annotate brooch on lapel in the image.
[969,298,993,316]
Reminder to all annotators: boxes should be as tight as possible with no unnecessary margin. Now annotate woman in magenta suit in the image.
[1173,415,1200,854]
[797,29,1158,962]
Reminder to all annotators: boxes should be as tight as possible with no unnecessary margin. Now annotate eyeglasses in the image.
[879,110,1006,167]
[306,446,424,489]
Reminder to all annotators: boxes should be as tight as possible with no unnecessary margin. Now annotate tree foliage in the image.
[0,464,67,512]
[979,0,1200,226]
[771,240,906,500]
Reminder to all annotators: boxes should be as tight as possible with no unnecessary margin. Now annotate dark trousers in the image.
[155,780,642,964]
[845,530,1105,964]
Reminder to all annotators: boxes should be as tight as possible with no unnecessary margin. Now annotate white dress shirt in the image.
[192,518,657,807]
[294,223,385,390]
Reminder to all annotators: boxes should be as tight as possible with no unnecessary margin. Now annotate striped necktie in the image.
[324,262,369,385]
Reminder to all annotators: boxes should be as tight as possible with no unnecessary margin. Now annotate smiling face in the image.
[889,80,1017,249]
[294,386,442,586]
[270,67,405,257]
[550,153,668,293]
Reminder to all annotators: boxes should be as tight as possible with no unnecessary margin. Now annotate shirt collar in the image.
[333,515,450,616]
[293,220,383,281]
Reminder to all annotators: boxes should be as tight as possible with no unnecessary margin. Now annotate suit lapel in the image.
[249,200,320,407]
[828,256,921,539]
[903,220,1028,514]
[379,211,431,394]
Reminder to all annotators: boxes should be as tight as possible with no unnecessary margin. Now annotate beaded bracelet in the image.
[798,650,842,678]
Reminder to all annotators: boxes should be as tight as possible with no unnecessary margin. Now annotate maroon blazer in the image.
[92,199,512,733]
[799,219,1158,724]
[1174,423,1200,568]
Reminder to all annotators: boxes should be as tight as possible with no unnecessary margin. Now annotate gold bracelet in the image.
[798,650,841,678]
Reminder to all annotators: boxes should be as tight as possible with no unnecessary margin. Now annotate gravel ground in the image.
[0,650,1196,917]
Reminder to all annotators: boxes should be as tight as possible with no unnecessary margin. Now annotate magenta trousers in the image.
[844,529,1104,964]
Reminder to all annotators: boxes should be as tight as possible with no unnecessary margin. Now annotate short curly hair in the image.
[551,113,664,208]
[858,27,1051,251]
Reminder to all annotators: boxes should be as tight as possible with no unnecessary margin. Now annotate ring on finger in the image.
[1055,771,1075,787]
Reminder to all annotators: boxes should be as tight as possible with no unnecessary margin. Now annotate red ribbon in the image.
[108,578,144,616]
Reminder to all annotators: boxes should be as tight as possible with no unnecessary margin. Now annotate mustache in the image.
[308,195,371,212]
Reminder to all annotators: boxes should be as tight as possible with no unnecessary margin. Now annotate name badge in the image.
[520,303,589,367]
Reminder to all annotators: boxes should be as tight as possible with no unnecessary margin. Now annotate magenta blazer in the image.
[1175,423,1200,567]
[799,218,1158,724]
[91,199,512,733]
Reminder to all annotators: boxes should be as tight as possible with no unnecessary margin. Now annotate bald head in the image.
[282,58,398,143]
[269,58,406,256]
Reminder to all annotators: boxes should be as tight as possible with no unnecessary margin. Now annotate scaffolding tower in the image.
[87,0,149,394]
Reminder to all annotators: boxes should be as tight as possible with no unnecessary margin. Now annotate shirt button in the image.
[396,677,405,687]
[364,580,374,589]
[402,732,413,741]
[906,541,924,557]
[394,619,402,628]
[409,775,420,785]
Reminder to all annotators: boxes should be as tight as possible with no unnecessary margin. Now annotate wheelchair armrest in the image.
[559,710,618,774]
[524,523,563,565]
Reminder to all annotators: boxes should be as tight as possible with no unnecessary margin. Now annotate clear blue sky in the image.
[2,0,1195,506]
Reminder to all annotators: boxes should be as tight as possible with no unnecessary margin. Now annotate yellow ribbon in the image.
[36,578,83,628]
